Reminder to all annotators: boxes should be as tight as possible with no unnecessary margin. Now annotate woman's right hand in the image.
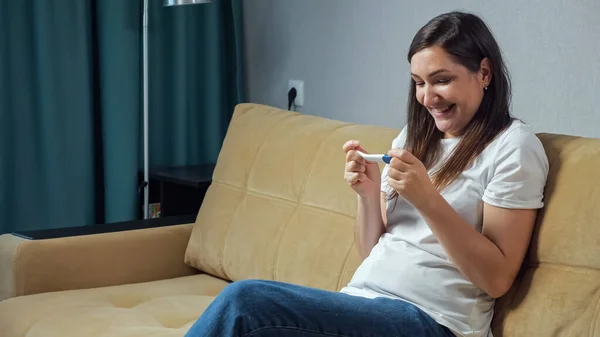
[343,140,382,197]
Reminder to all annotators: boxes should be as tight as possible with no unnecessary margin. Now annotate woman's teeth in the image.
[432,105,453,113]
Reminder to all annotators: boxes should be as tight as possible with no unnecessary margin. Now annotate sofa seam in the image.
[547,137,579,168]
[335,243,355,291]
[216,113,275,280]
[257,112,299,282]
[271,206,300,282]
[11,236,25,298]
[272,123,349,282]
[220,111,297,282]
[296,123,350,206]
[216,190,245,281]
[528,262,599,273]
[241,109,297,193]
[213,180,356,221]
[589,296,600,337]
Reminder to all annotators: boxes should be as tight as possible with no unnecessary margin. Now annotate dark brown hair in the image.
[392,12,512,198]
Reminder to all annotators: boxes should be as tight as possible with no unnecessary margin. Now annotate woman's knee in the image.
[217,279,273,308]
[221,279,269,295]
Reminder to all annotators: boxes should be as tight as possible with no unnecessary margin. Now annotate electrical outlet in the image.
[288,79,304,107]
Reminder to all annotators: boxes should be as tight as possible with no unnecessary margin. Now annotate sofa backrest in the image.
[185,103,600,336]
[492,133,600,336]
[185,103,398,291]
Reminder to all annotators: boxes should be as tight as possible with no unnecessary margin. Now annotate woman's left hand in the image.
[386,149,438,210]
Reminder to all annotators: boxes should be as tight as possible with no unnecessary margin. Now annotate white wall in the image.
[242,0,600,138]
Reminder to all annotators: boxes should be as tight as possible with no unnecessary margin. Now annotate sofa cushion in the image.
[492,134,600,336]
[0,274,229,337]
[184,103,399,291]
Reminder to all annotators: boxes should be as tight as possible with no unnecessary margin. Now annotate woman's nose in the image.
[422,85,437,107]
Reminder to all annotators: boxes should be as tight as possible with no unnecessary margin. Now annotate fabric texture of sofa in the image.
[0,103,599,336]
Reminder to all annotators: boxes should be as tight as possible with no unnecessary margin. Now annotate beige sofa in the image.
[1,103,599,336]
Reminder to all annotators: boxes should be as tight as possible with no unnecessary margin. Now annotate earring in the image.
[484,85,488,91]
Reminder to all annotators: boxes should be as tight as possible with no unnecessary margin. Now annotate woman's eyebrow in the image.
[411,69,451,78]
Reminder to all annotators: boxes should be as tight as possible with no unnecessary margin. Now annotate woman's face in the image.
[410,46,491,138]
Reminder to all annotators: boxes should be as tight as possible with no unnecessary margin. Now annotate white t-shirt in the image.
[339,120,549,337]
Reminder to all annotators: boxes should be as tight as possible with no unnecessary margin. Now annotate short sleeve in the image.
[482,126,549,209]
[381,126,407,193]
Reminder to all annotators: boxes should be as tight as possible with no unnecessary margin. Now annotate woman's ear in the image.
[480,58,492,88]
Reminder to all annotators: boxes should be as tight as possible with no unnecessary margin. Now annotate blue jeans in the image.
[185,279,456,337]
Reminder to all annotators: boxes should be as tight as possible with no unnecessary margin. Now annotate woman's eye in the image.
[437,79,451,84]
[415,82,425,87]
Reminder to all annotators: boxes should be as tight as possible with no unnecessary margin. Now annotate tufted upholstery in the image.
[184,104,398,290]
[492,134,600,336]
[0,103,599,336]
[0,274,229,337]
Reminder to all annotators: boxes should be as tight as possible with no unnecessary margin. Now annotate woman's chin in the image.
[435,121,461,138]
[434,121,452,133]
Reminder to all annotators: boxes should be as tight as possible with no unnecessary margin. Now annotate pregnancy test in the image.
[357,151,392,164]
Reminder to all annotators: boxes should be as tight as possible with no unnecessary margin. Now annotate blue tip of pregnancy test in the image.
[382,155,392,164]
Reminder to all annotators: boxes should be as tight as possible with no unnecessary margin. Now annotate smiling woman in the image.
[342,12,548,337]
[185,11,549,337]
[410,47,491,139]
[404,13,513,192]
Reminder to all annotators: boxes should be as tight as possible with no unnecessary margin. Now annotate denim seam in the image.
[242,325,353,337]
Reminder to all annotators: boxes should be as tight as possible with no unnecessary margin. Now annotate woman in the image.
[185,11,549,337]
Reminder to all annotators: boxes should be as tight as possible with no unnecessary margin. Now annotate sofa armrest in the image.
[0,222,198,301]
